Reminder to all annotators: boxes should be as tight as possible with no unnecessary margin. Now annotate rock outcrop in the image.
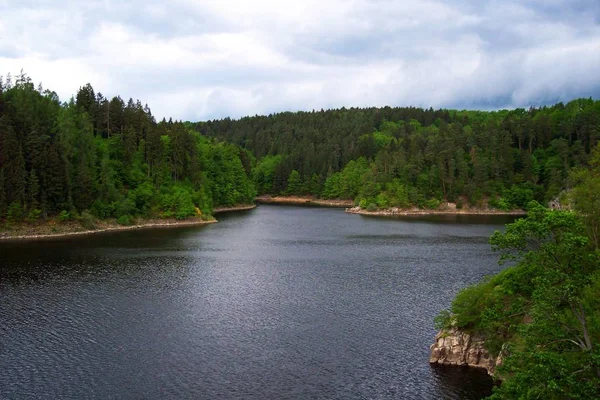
[429,328,501,376]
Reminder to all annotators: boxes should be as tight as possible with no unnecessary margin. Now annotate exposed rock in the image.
[429,328,501,376]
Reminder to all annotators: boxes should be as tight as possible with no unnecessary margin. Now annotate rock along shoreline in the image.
[345,205,527,216]
[429,328,504,377]
[1,204,257,242]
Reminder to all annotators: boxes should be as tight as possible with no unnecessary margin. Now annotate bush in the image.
[115,195,137,219]
[366,203,378,212]
[375,193,389,209]
[489,197,511,211]
[58,210,71,221]
[504,185,534,209]
[26,208,42,222]
[79,210,97,230]
[117,215,133,226]
[159,186,196,220]
[424,198,441,209]
[90,200,113,219]
[7,201,23,223]
[132,182,155,215]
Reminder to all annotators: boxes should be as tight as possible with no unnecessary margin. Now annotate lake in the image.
[0,205,514,399]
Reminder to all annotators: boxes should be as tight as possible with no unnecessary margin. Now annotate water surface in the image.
[0,205,513,399]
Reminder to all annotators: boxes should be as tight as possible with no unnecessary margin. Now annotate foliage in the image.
[570,143,600,248]
[7,201,23,222]
[437,200,600,399]
[58,210,71,221]
[196,98,600,210]
[79,210,96,230]
[26,208,41,222]
[117,215,132,226]
[0,72,255,225]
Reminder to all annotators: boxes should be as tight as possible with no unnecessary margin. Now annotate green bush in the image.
[26,208,42,222]
[366,203,378,212]
[115,195,138,218]
[90,200,113,219]
[489,197,511,211]
[159,186,196,220]
[7,201,23,223]
[117,215,133,226]
[503,185,534,209]
[79,210,97,230]
[375,193,389,209]
[58,210,71,221]
[424,198,440,209]
[132,182,155,215]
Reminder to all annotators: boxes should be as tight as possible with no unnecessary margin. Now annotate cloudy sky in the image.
[1,0,600,121]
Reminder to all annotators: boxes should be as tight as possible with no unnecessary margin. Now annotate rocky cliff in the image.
[429,328,502,376]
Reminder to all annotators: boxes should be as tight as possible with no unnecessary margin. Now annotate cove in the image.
[0,205,514,399]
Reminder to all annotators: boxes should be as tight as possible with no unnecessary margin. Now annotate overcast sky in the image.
[1,0,599,121]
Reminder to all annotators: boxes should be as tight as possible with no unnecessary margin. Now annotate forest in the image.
[0,73,255,228]
[197,99,600,210]
[3,71,599,229]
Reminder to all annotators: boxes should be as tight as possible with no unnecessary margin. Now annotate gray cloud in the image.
[1,0,599,120]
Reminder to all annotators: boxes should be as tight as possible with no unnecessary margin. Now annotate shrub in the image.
[90,200,113,219]
[366,203,378,212]
[79,210,97,230]
[58,210,71,221]
[132,182,155,215]
[26,208,42,222]
[7,201,23,223]
[115,195,137,219]
[117,215,132,226]
[375,193,389,209]
[424,198,441,209]
[490,197,511,211]
[504,185,534,209]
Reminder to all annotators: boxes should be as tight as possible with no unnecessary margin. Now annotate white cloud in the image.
[0,0,599,120]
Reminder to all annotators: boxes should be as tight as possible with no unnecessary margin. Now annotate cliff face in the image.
[429,328,501,376]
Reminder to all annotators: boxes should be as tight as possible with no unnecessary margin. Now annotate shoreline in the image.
[345,206,527,216]
[255,195,353,208]
[0,204,258,242]
[0,217,218,242]
[213,204,257,213]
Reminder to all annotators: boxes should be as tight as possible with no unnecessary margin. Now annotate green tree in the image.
[285,170,302,195]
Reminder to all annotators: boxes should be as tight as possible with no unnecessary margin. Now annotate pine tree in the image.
[0,116,26,206]
[27,169,40,210]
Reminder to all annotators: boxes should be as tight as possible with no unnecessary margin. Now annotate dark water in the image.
[0,205,513,399]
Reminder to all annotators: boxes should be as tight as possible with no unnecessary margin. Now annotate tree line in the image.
[0,73,255,226]
[197,99,600,210]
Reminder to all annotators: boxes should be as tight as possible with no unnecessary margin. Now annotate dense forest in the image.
[197,100,600,210]
[435,145,600,399]
[0,73,255,227]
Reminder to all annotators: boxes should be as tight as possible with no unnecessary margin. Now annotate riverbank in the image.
[213,204,257,213]
[0,204,258,241]
[345,205,527,216]
[255,195,353,208]
[0,217,218,241]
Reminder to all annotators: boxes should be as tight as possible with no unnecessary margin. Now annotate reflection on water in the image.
[0,205,511,399]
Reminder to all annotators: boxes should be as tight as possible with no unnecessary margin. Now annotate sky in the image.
[1,0,600,121]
